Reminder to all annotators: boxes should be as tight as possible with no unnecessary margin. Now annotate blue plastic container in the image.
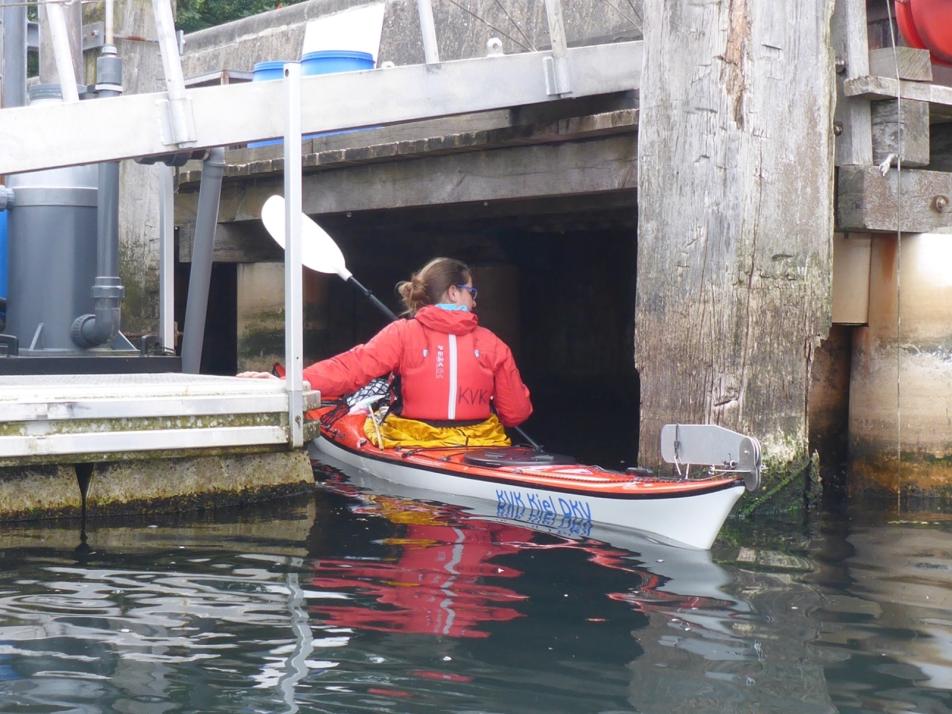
[302,51,375,139]
[248,51,376,147]
[253,60,287,81]
[248,61,289,147]
[301,50,374,75]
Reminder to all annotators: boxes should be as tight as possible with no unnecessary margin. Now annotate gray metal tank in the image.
[5,86,99,353]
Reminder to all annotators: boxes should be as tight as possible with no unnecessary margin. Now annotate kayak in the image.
[259,204,762,548]
[308,407,762,549]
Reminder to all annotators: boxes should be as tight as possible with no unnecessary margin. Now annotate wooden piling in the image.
[635,1,836,484]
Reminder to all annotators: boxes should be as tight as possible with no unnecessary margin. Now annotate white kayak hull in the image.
[311,436,746,549]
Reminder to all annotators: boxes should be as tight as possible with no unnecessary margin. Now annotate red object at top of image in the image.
[895,0,952,66]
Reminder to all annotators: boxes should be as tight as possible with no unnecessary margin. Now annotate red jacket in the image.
[303,306,532,426]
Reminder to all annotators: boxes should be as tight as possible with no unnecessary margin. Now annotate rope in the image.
[622,0,643,26]
[444,0,535,53]
[492,0,535,51]
[884,0,903,512]
[597,0,642,30]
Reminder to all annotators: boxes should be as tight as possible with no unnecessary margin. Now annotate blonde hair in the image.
[396,257,471,315]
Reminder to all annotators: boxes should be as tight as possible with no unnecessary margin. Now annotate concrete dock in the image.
[0,373,321,521]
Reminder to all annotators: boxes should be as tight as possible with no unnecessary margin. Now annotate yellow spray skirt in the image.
[364,412,511,449]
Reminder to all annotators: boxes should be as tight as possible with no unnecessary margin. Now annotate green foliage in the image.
[176,0,306,33]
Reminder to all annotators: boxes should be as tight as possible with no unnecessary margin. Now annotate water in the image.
[0,469,950,713]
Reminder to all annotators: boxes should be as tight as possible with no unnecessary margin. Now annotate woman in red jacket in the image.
[254,257,532,448]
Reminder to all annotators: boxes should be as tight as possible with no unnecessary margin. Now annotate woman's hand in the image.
[236,371,312,391]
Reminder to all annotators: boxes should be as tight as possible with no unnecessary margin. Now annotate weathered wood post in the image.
[636,1,836,496]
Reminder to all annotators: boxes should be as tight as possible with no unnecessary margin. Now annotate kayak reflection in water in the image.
[309,468,735,639]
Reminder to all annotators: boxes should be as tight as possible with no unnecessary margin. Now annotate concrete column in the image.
[237,263,286,372]
[237,263,329,372]
[849,233,952,500]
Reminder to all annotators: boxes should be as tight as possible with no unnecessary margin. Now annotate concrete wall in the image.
[181,0,642,77]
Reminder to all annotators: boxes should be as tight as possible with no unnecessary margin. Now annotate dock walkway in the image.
[0,373,320,467]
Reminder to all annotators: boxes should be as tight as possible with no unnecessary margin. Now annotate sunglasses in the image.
[456,285,478,299]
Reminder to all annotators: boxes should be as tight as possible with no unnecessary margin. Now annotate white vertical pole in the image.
[542,0,572,96]
[158,164,176,352]
[416,0,440,65]
[42,2,80,102]
[284,62,304,448]
[152,0,195,145]
[105,0,115,45]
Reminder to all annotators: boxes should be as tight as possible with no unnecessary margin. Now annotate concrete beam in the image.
[838,165,952,233]
[0,40,641,175]
[177,133,636,261]
[179,106,638,186]
[0,451,314,521]
[179,191,636,263]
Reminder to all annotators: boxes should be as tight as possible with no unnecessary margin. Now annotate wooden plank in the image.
[635,0,835,464]
[837,165,952,232]
[844,75,952,120]
[832,0,872,165]
[871,99,930,167]
[868,47,933,82]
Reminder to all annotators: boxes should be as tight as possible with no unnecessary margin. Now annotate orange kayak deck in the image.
[315,412,745,499]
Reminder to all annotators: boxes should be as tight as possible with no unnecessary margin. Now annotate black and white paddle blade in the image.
[260,194,352,280]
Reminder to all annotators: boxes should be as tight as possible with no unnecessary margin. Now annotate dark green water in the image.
[0,472,950,713]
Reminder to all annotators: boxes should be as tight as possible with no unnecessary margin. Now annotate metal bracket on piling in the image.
[660,424,763,492]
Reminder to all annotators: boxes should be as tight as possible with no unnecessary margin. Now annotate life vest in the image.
[301,304,532,427]
[896,0,952,66]
[399,322,495,422]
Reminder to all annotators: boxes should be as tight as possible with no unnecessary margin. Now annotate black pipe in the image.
[71,46,125,349]
[181,147,226,373]
[1,0,27,109]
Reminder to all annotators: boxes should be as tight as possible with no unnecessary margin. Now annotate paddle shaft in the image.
[347,276,399,322]
[344,275,542,451]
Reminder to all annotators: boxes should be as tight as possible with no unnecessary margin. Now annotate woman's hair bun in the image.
[397,258,470,315]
